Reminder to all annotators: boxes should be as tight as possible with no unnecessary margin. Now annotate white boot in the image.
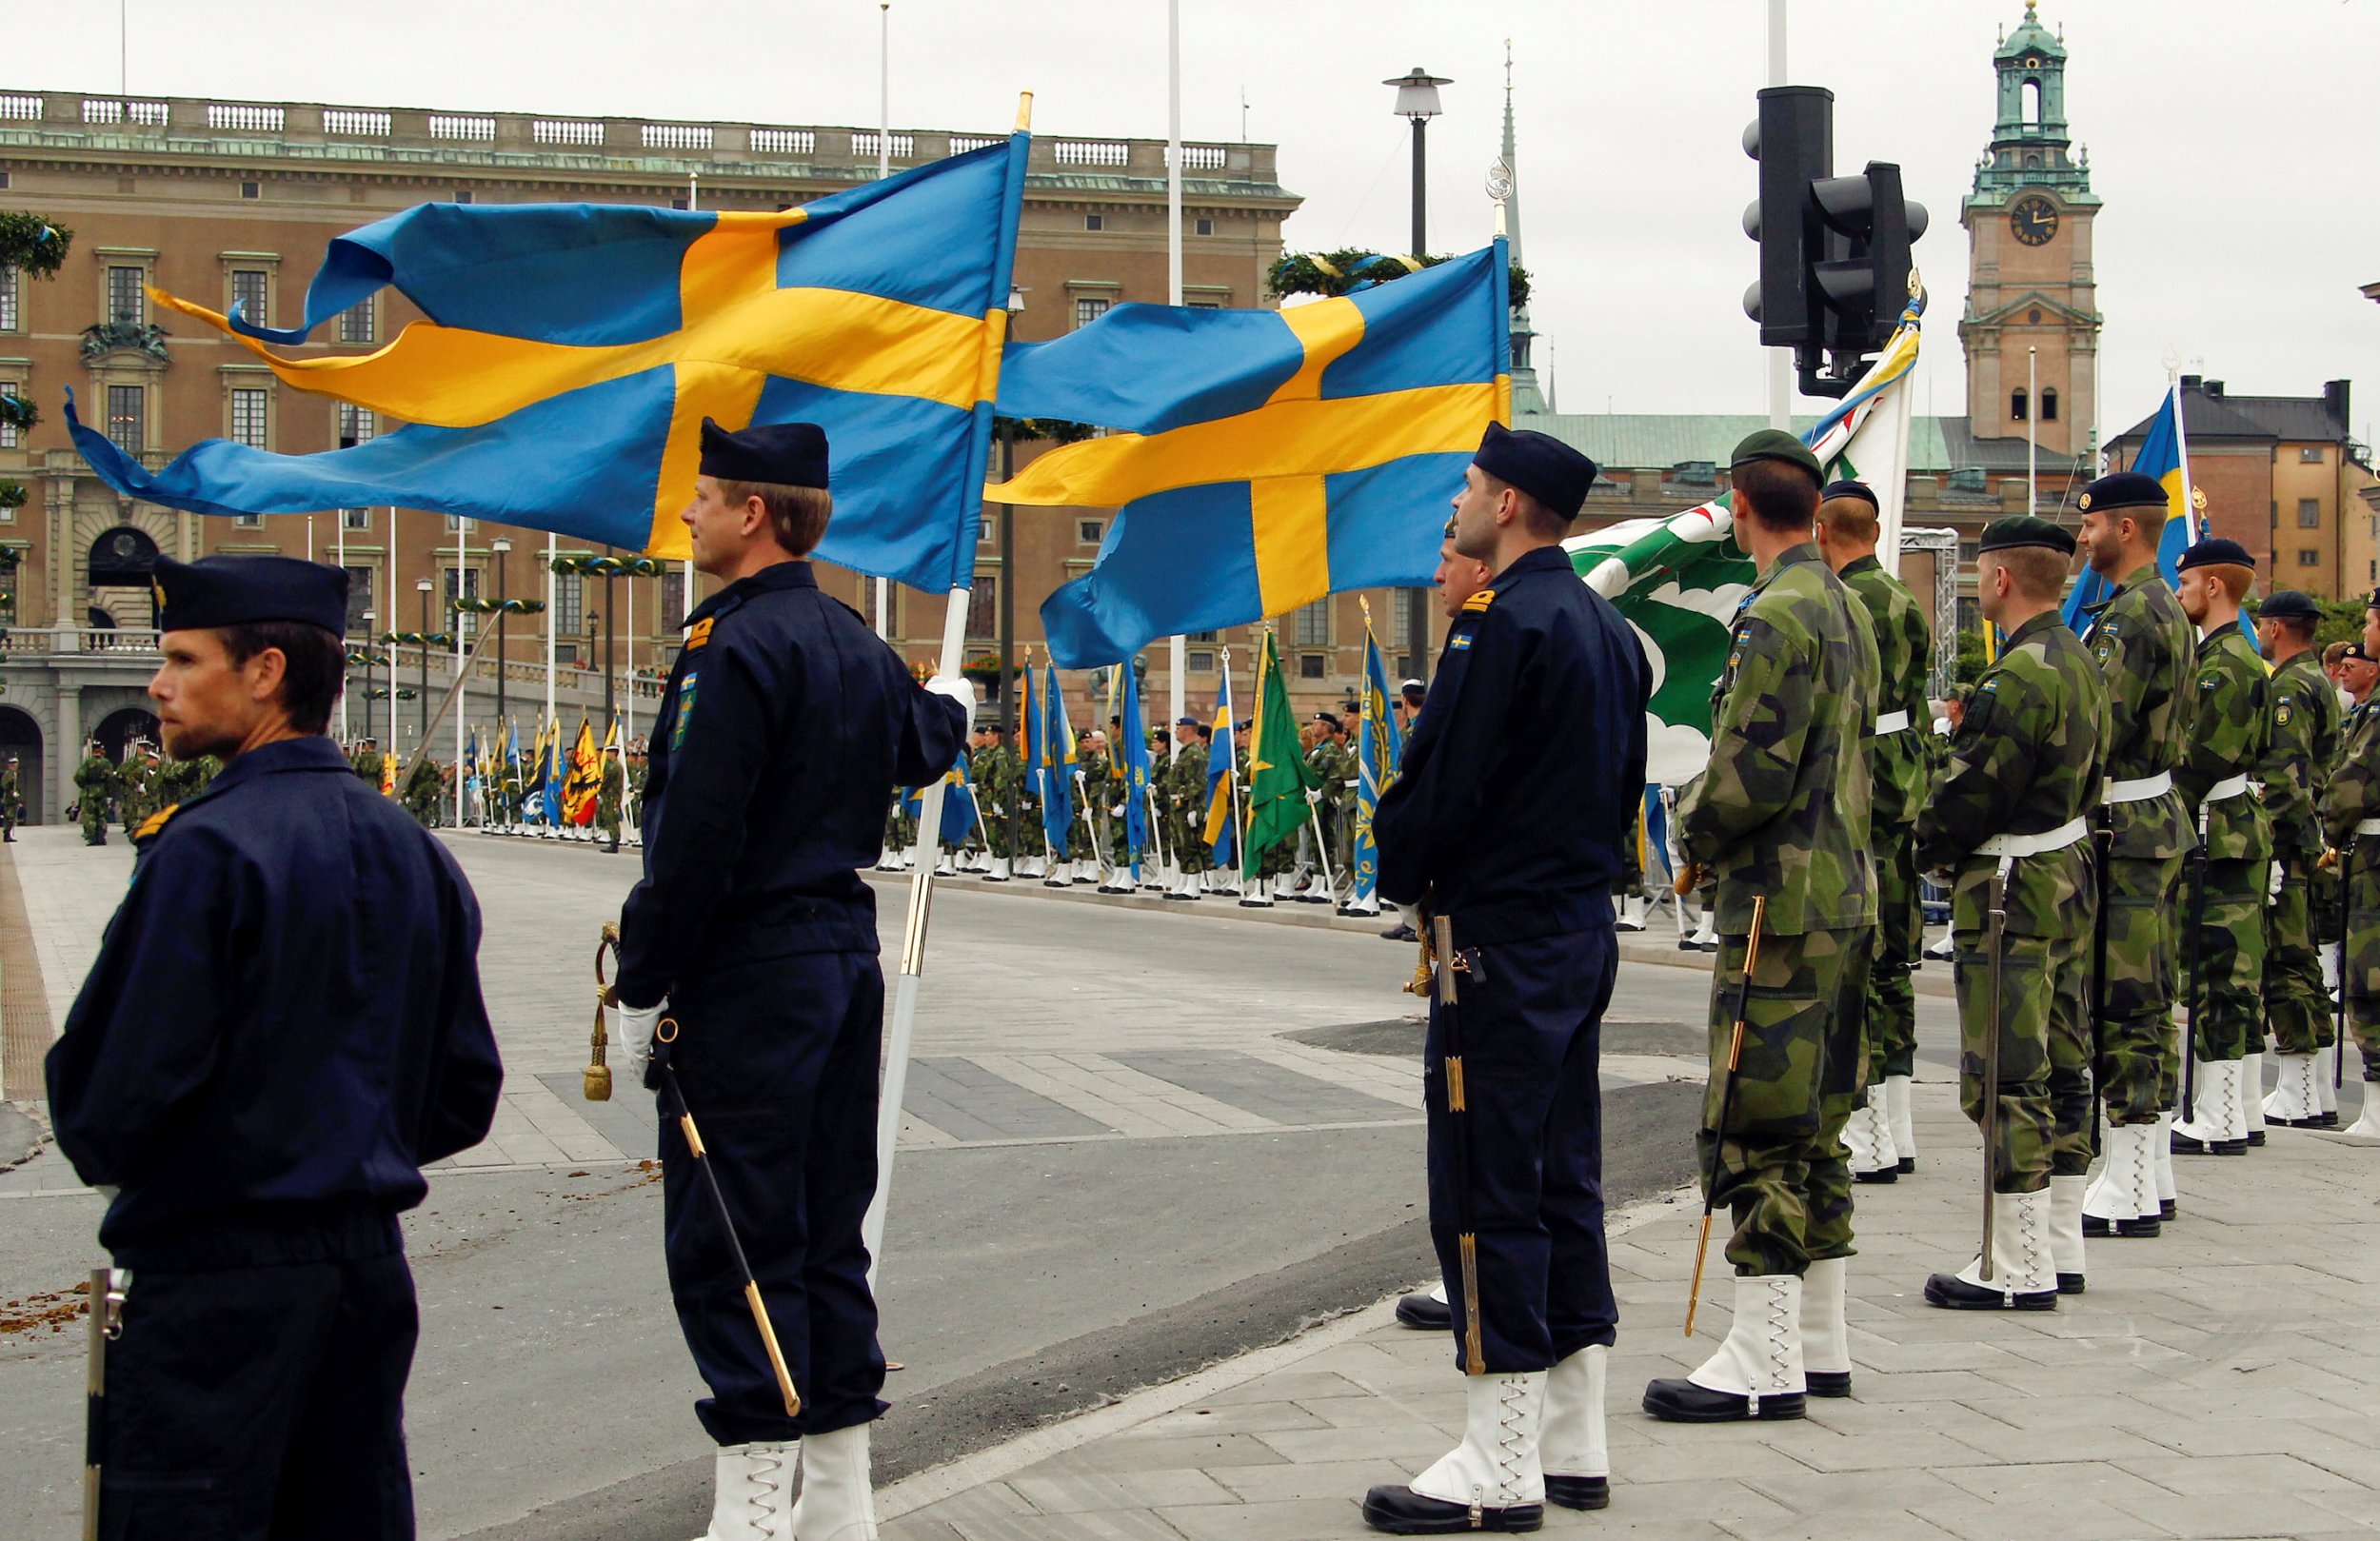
[2083,1121,2157,1234]
[2347,1083,2380,1137]
[2152,1110,2179,1213]
[788,1422,877,1541]
[2323,940,2342,994]
[2173,1059,2246,1151]
[1643,1274,1804,1420]
[873,847,901,872]
[1800,1256,1852,1395]
[2317,1053,2340,1118]
[1616,894,1647,932]
[1539,1345,1609,1511]
[933,853,955,877]
[1403,1372,1547,1518]
[1928,1190,2057,1308]
[2264,1052,2318,1125]
[696,1440,796,1541]
[986,856,1011,882]
[1240,877,1273,907]
[2240,1051,2268,1143]
[1688,911,1718,951]
[1885,1074,1916,1172]
[1842,1093,1883,1176]
[1870,1089,1900,1170]
[2049,1174,2087,1294]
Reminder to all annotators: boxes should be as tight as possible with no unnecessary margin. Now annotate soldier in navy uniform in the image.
[610,419,970,1541]
[1362,424,1652,1532]
[46,554,502,1541]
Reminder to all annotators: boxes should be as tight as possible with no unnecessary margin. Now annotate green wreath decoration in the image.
[1266,249,1531,310]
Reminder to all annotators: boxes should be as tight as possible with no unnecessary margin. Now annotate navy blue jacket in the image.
[46,736,503,1263]
[616,560,967,1004]
[1374,543,1650,940]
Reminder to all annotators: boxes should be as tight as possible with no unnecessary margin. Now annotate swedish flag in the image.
[65,136,1031,591]
[2062,380,2199,631]
[992,244,1510,666]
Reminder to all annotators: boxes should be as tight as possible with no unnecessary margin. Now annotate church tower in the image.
[1958,2,2103,460]
[1501,42,1547,416]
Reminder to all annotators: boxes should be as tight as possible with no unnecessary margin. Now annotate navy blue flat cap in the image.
[700,417,830,489]
[1821,480,1878,509]
[1474,422,1597,522]
[2178,537,2255,572]
[2077,471,2168,514]
[2260,590,2320,621]
[153,555,347,635]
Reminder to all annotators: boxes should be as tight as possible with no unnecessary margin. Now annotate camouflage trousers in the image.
[1952,929,2055,1195]
[2045,921,2096,1178]
[2343,853,2380,1068]
[2095,852,2182,1126]
[1700,925,1865,1277]
[2187,857,2269,1063]
[1169,815,1211,874]
[2266,860,2330,1055]
[885,809,918,855]
[1614,805,1644,897]
[1867,820,1922,1082]
[80,806,108,846]
[981,803,1014,859]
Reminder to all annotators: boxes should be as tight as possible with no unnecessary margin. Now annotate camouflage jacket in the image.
[1678,543,1876,936]
[974,743,1020,817]
[1307,740,1356,811]
[2173,625,2270,864]
[73,755,114,800]
[1838,553,1931,829]
[1915,610,2109,938]
[1167,740,1208,811]
[2260,650,2337,860]
[2078,563,2195,859]
[2322,698,2380,853]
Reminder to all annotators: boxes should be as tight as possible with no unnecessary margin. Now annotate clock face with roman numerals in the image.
[2010,196,2059,247]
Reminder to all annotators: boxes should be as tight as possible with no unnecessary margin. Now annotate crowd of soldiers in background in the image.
[67,741,217,846]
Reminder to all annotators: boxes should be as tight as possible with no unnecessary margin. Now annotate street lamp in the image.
[415,577,433,744]
[490,537,512,736]
[1387,65,1448,680]
[361,608,377,747]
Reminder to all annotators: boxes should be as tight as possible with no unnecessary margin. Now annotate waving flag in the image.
[1240,630,1321,879]
[1350,612,1403,910]
[1202,660,1240,869]
[562,715,600,826]
[1116,661,1151,874]
[1565,288,1925,785]
[543,720,566,826]
[1040,662,1075,859]
[65,137,1031,589]
[939,752,980,847]
[2062,379,2198,632]
[994,244,1510,665]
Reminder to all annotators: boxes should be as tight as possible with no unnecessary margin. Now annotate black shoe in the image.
[2246,1130,2267,1146]
[1923,1272,2059,1311]
[1896,1156,1916,1175]
[1700,939,1718,953]
[2169,1131,2247,1156]
[1676,937,1701,952]
[1806,1370,1853,1397]
[1394,1293,1451,1332]
[2160,1198,2177,1220]
[2082,1215,2161,1238]
[1360,1485,1542,1533]
[2057,1272,2086,1294]
[1380,923,1418,942]
[2313,1113,2340,1128]
[1641,1377,1805,1423]
[1854,1168,1898,1185]
[1544,1475,1609,1511]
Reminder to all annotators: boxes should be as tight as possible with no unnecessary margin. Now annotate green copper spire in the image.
[1969,4,2098,210]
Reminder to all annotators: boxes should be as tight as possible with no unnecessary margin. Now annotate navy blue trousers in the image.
[96,1237,416,1540]
[1426,925,1618,1373]
[659,949,889,1443]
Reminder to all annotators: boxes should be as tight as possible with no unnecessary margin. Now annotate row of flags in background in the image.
[395,712,627,826]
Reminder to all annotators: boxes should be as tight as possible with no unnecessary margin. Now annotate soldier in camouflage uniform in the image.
[598,747,625,853]
[1072,731,1109,882]
[1647,431,1874,1425]
[0,756,18,842]
[74,742,115,845]
[974,725,1020,879]
[880,789,917,870]
[2167,541,2271,1154]
[402,754,443,827]
[2326,593,2380,1132]
[2073,472,2197,1235]
[1916,517,2107,1307]
[1818,481,1932,1184]
[2256,592,2341,1125]
[117,744,159,840]
[1164,719,1210,899]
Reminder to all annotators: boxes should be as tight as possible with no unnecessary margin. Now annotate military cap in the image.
[152,554,347,635]
[1947,682,1974,704]
[1312,712,1342,732]
[2076,470,2167,514]
[698,417,829,489]
[1473,422,1597,521]
[2259,590,2321,622]
[1977,515,2076,557]
[2366,588,2380,612]
[1819,479,1879,509]
[1176,715,1200,727]
[1728,428,1823,484]
[2177,537,2254,572]
[2346,642,2376,663]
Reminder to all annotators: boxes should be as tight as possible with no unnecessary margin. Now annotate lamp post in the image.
[601,557,618,733]
[1387,65,1448,679]
[997,281,1024,865]
[415,577,433,744]
[361,608,377,747]
[490,537,511,737]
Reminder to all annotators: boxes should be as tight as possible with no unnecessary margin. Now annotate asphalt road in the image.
[0,830,1963,1541]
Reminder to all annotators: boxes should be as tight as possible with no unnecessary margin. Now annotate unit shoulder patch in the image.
[134,803,179,843]
[685,617,715,649]
[1460,589,1496,614]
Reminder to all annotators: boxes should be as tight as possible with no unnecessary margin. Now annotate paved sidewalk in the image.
[877,1080,2380,1541]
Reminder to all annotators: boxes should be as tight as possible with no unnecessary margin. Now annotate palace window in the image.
[966,576,998,641]
[0,381,17,447]
[1083,214,1104,232]
[107,266,146,325]
[445,565,483,639]
[0,267,18,331]
[342,565,374,632]
[2298,549,2321,568]
[2300,499,2323,529]
[1078,519,1104,544]
[229,387,268,448]
[553,570,585,636]
[1074,296,1110,330]
[340,294,377,346]
[339,403,375,447]
[231,268,269,326]
[2040,388,2058,423]
[1299,652,1326,680]
[106,385,145,447]
[661,570,686,630]
[341,506,371,530]
[2302,446,2328,464]
[2010,389,2029,423]
[1295,599,1330,649]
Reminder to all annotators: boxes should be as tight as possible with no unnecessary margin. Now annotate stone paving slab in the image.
[878,1080,2380,1540]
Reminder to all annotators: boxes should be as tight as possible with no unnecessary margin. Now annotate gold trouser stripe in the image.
[1458,1234,1484,1375]
[679,1114,705,1158]
[1445,1056,1466,1113]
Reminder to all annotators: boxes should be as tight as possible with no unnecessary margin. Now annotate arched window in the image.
[87,525,160,587]
[2041,388,2059,423]
[2011,390,2030,423]
[2022,78,2043,127]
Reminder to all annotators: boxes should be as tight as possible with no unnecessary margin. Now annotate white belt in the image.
[1977,818,2090,860]
[2201,774,2259,805]
[1873,710,1912,736]
[2359,819,2380,838]
[2104,772,2173,804]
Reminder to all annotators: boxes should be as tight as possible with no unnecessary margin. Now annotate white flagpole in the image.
[871,0,894,644]
[1164,0,1187,738]
[453,520,466,826]
[684,173,699,644]
[2027,346,2038,518]
[543,533,557,728]
[337,510,349,740]
[624,566,636,745]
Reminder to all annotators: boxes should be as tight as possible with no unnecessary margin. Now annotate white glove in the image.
[2270,860,2286,899]
[616,998,665,1082]
[925,675,979,711]
[1304,787,1324,805]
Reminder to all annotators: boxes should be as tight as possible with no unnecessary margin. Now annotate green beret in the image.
[1728,428,1823,484]
[1978,515,2076,558]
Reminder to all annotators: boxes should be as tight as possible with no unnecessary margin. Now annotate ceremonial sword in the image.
[2182,802,2213,1119]
[1687,894,1766,1337]
[1979,859,2012,1282]
[81,1267,125,1541]
[2337,838,2357,1094]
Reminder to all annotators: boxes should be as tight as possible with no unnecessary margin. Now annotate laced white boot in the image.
[1885,1075,1916,1170]
[2083,1121,2155,1234]
[2317,1054,2340,1119]
[2174,1060,2246,1151]
[1540,1346,1609,1511]
[986,856,1011,882]
[1928,1190,2057,1309]
[932,853,955,877]
[2265,1052,2318,1124]
[1644,1274,1804,1421]
[1407,1372,1547,1517]
[2151,1111,2179,1214]
[2239,1052,2267,1142]
[2347,1080,2380,1137]
[695,1440,796,1541]
[1800,1256,1852,1395]
[2049,1175,2087,1293]
[788,1423,877,1541]
[1846,1090,1897,1180]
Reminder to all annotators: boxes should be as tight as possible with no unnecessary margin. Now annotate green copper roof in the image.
[1996,2,2067,64]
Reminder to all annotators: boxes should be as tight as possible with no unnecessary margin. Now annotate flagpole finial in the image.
[2162,344,2183,380]
[1015,92,1034,131]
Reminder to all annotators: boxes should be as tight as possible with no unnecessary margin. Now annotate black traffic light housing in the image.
[1742,87,1926,399]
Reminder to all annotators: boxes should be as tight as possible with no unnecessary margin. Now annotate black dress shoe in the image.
[2159,1198,2177,1220]
[1854,1168,1898,1185]
[1380,923,1418,942]
[1676,936,1701,952]
[1641,1377,1805,1423]
[1360,1484,1542,1533]
[1896,1156,1916,1175]
[2169,1131,2247,1156]
[1394,1293,1451,1332]
[1923,1271,2058,1311]
[2057,1272,2086,1294]
[2313,1113,2340,1128]
[2082,1215,2161,1238]
[1806,1370,1853,1397]
[1544,1474,1609,1511]
[2247,1130,2267,1146]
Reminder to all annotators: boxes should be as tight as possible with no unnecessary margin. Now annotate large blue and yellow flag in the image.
[939,752,980,848]
[1350,614,1403,908]
[1115,660,1151,873]
[1202,660,1240,869]
[2062,379,2198,632]
[1040,662,1076,859]
[992,244,1510,666]
[65,136,1031,590]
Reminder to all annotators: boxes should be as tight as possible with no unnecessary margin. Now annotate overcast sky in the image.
[19,1,2380,445]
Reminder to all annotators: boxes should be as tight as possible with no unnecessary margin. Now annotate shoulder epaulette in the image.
[685,617,715,648]
[134,803,179,843]
[1460,589,1496,614]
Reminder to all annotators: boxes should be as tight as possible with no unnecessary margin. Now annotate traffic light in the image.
[1742,86,1926,399]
